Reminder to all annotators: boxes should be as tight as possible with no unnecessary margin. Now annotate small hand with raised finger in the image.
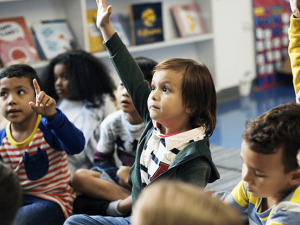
[95,0,112,29]
[291,0,300,18]
[29,79,57,120]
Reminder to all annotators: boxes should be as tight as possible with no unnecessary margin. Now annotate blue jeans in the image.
[12,194,65,225]
[64,215,131,225]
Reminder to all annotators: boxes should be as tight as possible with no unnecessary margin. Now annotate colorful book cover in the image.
[110,14,131,47]
[87,9,106,53]
[171,3,207,38]
[31,21,76,59]
[0,17,40,67]
[129,2,164,45]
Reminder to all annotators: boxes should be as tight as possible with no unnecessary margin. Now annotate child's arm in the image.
[30,79,85,154]
[289,0,300,100]
[95,0,151,122]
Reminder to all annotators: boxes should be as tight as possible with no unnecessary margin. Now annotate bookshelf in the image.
[0,0,255,92]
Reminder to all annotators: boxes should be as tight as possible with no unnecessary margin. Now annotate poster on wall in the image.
[252,0,291,90]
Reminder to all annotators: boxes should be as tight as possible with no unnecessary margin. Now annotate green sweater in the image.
[104,33,220,206]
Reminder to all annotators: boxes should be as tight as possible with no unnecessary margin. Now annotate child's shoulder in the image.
[102,110,124,126]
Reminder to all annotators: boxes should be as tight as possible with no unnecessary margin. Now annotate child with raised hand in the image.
[224,102,300,225]
[42,50,116,179]
[132,180,243,225]
[64,0,219,224]
[0,64,85,225]
[0,163,22,225]
[71,57,157,216]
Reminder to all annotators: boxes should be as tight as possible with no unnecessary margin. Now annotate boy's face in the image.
[116,82,137,114]
[0,77,36,124]
[54,63,70,99]
[147,70,190,128]
[241,140,295,202]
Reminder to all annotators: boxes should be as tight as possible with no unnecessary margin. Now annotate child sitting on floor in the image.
[42,50,116,179]
[71,57,157,216]
[0,64,85,225]
[64,0,219,223]
[224,102,300,225]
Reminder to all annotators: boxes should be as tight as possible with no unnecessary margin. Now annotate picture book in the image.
[171,3,207,37]
[31,20,76,59]
[110,13,131,47]
[86,9,105,53]
[129,2,164,45]
[0,17,40,67]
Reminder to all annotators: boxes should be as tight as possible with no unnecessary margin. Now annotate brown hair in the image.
[153,58,217,136]
[242,102,300,173]
[132,180,242,225]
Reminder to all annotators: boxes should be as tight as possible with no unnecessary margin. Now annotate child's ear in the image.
[290,169,300,185]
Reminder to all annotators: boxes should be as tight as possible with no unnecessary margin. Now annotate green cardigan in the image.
[104,33,220,206]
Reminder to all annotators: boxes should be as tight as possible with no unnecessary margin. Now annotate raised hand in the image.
[291,0,300,18]
[95,0,115,41]
[29,79,57,120]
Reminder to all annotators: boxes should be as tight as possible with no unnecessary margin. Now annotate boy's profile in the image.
[0,64,85,225]
[224,102,300,225]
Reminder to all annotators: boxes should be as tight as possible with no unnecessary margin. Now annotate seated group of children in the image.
[2,0,300,225]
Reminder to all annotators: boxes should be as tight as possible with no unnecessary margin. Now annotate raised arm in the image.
[289,0,300,101]
[95,0,116,41]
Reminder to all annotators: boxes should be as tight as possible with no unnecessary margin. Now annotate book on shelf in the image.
[110,13,131,47]
[171,3,207,38]
[86,9,106,53]
[0,17,40,67]
[31,20,77,60]
[129,2,164,45]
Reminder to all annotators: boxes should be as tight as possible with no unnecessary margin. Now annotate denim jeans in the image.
[12,194,65,225]
[64,215,131,225]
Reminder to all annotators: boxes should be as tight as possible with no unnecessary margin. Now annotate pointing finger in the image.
[33,79,41,96]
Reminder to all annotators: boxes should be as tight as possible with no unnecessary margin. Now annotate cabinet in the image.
[0,0,255,92]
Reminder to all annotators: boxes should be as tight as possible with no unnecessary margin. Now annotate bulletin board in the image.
[253,0,291,90]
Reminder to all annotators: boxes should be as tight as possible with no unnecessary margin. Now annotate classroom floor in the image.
[210,82,296,149]
[205,82,296,192]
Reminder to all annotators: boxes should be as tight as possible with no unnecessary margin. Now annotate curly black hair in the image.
[242,102,300,173]
[42,50,115,106]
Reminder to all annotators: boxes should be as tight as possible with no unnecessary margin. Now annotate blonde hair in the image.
[132,180,242,225]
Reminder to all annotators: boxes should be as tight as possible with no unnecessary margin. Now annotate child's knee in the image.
[72,169,89,189]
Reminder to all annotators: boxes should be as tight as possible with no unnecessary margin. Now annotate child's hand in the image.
[95,0,115,41]
[29,79,57,120]
[117,166,131,189]
[296,90,300,103]
[291,0,300,18]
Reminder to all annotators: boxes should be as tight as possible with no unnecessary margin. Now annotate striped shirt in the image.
[140,122,206,187]
[227,180,300,225]
[0,111,85,218]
